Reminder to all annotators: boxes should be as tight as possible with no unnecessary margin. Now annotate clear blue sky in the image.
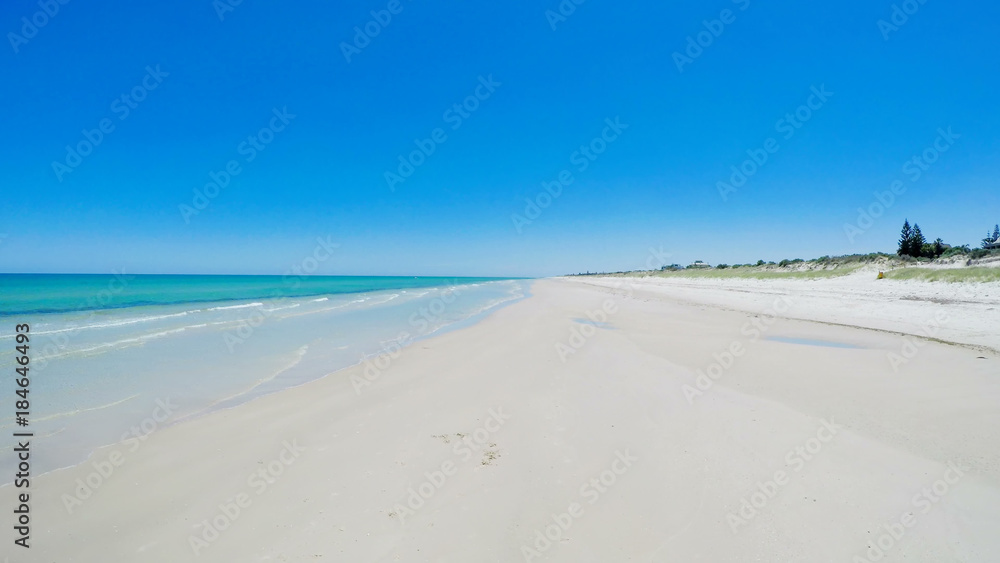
[1,0,998,277]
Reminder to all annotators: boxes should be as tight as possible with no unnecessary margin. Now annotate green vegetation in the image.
[982,224,1000,248]
[936,245,999,260]
[895,219,1000,259]
[970,248,999,259]
[810,253,894,265]
[883,267,1000,283]
[941,245,971,258]
[637,265,862,280]
[570,225,1000,281]
[897,219,949,259]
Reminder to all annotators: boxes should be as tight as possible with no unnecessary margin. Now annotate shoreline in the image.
[0,281,532,486]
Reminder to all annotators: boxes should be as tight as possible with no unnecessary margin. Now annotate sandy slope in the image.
[4,277,999,562]
[574,270,1000,352]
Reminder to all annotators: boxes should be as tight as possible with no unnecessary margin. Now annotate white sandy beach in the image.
[5,273,1000,562]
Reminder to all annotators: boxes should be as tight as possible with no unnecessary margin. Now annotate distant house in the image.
[688,260,711,269]
[987,237,1000,249]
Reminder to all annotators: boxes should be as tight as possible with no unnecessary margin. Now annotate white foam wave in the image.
[20,311,192,337]
[31,394,141,424]
[206,302,264,311]
[203,346,310,408]
[43,328,188,359]
[263,304,301,313]
[367,293,400,306]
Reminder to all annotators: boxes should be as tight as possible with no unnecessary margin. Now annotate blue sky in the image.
[1,0,998,277]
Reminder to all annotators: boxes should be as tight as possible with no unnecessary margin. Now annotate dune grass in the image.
[882,267,1000,283]
[609,265,863,280]
[573,252,1000,282]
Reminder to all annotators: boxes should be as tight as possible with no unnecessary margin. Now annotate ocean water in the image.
[0,274,529,479]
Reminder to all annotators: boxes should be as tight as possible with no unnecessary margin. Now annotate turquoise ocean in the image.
[0,274,529,479]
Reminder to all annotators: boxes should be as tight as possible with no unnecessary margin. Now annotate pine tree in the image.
[983,225,1000,248]
[911,224,926,257]
[933,238,945,258]
[898,220,912,256]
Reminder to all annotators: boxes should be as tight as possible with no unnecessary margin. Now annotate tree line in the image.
[897,219,999,258]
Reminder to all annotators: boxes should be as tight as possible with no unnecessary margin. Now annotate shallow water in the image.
[0,276,528,479]
[572,318,614,329]
[765,336,861,349]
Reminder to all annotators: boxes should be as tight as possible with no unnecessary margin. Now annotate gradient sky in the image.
[1,0,998,277]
